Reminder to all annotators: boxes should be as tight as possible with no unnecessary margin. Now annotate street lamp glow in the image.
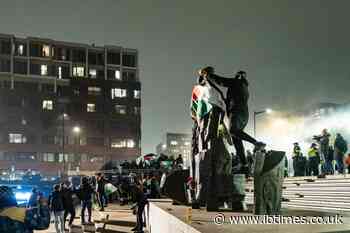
[266,108,273,114]
[73,126,81,134]
[63,113,68,118]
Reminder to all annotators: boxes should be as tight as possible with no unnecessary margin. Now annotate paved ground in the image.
[36,204,137,233]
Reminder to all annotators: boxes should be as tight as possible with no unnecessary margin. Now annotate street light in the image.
[254,108,273,138]
[73,126,81,134]
[73,126,81,173]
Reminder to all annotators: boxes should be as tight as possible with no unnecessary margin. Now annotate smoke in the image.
[258,107,350,158]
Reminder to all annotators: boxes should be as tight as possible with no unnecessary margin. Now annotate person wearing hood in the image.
[0,186,50,233]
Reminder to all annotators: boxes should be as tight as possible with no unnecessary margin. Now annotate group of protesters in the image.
[291,129,350,177]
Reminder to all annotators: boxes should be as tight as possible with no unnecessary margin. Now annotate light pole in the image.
[253,108,272,138]
[73,126,81,173]
[62,113,68,175]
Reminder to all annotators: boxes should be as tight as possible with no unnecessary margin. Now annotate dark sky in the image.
[1,0,350,153]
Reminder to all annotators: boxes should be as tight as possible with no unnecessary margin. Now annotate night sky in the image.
[1,0,350,154]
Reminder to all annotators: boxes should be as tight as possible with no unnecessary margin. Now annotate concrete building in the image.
[0,34,141,175]
[156,133,191,166]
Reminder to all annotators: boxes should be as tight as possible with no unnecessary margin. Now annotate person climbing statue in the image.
[198,67,266,174]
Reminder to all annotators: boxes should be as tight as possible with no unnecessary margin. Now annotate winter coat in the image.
[78,183,94,201]
[48,191,64,212]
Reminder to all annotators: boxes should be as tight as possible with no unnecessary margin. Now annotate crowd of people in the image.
[291,129,350,177]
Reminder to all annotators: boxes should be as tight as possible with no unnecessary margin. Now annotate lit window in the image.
[170,140,178,146]
[184,141,191,146]
[58,66,62,79]
[111,139,126,148]
[18,45,24,55]
[42,45,50,57]
[111,88,127,99]
[88,86,101,95]
[43,153,55,162]
[127,139,135,148]
[87,103,96,112]
[40,64,48,76]
[42,100,53,110]
[9,134,27,144]
[134,106,140,115]
[73,66,85,77]
[134,90,141,99]
[89,69,97,78]
[115,70,121,80]
[115,105,127,114]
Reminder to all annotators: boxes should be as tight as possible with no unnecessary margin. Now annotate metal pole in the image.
[62,114,65,175]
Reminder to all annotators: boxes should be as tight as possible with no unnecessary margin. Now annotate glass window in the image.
[88,86,101,95]
[111,88,127,99]
[127,139,135,148]
[115,105,127,114]
[42,100,53,110]
[115,70,121,80]
[134,90,141,99]
[40,64,48,76]
[18,44,24,56]
[9,134,27,143]
[58,66,62,79]
[73,66,85,77]
[122,53,137,67]
[111,139,126,148]
[87,103,96,112]
[89,69,97,78]
[42,45,50,57]
[134,106,140,115]
[170,140,178,146]
[42,153,55,162]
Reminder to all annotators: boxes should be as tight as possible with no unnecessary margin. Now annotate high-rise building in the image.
[0,34,141,175]
[156,133,191,167]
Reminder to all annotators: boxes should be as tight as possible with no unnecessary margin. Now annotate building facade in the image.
[0,34,141,175]
[156,133,191,167]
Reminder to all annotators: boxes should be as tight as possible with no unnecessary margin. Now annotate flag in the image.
[191,85,212,120]
[105,183,118,196]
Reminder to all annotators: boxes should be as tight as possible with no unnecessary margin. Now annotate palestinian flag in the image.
[191,85,212,120]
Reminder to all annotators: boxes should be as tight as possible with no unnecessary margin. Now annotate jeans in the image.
[64,207,76,226]
[335,151,345,174]
[81,200,92,223]
[53,211,65,233]
[98,192,108,209]
[136,202,147,231]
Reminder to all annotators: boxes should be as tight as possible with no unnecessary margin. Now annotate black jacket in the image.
[61,187,75,210]
[207,74,249,113]
[48,191,64,212]
[78,183,94,201]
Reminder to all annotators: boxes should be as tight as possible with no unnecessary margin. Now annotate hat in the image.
[0,186,17,209]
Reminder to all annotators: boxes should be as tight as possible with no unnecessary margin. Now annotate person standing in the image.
[78,177,95,224]
[27,188,39,208]
[334,133,348,174]
[48,184,65,233]
[308,143,320,176]
[96,173,108,211]
[292,143,302,176]
[131,181,148,233]
[316,129,331,175]
[61,181,76,229]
